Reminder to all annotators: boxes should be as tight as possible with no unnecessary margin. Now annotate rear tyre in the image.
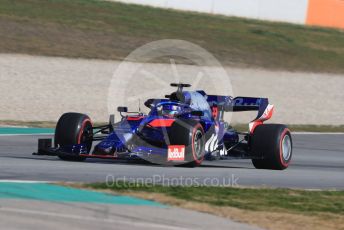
[169,120,205,167]
[251,124,292,170]
[55,113,93,161]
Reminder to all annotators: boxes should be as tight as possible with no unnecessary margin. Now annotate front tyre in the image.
[55,113,93,161]
[251,124,292,170]
[169,120,205,167]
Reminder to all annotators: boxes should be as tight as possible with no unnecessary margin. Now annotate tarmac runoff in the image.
[1,54,344,125]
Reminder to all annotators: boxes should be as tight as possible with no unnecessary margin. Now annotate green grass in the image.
[86,182,344,215]
[0,0,344,73]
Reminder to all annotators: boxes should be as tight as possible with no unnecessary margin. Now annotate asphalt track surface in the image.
[0,134,343,189]
[0,199,260,230]
[0,198,260,230]
[0,182,259,230]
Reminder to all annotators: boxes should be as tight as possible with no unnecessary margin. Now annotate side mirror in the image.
[144,99,155,109]
[191,111,204,117]
[117,106,128,113]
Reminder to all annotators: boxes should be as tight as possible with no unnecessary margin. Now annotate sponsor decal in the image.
[234,97,261,107]
[219,145,226,156]
[249,104,274,133]
[261,104,274,120]
[168,145,185,161]
[205,133,218,153]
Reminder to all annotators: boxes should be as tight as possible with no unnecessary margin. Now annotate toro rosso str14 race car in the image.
[34,83,292,170]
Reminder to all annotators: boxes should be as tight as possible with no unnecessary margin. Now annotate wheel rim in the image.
[194,129,204,159]
[80,122,93,152]
[281,134,292,161]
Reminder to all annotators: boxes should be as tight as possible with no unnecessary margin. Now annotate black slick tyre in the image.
[251,124,292,170]
[55,112,93,161]
[169,119,205,167]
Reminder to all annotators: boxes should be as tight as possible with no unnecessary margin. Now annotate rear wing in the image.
[232,97,271,117]
[206,95,274,132]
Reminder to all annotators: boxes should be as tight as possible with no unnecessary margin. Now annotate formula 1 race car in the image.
[34,83,292,170]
